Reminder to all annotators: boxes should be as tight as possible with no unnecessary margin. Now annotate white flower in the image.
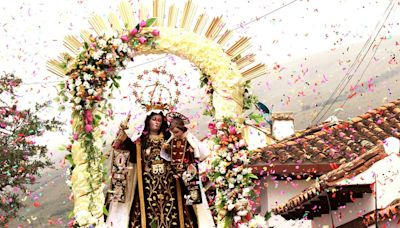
[237,210,248,216]
[228,143,235,150]
[83,73,92,81]
[239,139,246,147]
[242,168,249,175]
[220,167,226,174]
[75,79,82,86]
[98,39,107,48]
[88,65,95,71]
[238,224,249,228]
[93,50,104,60]
[127,48,135,58]
[118,43,128,52]
[112,38,122,46]
[106,53,113,60]
[74,97,81,104]
[234,216,241,223]
[237,174,243,182]
[216,122,224,129]
[75,105,82,110]
[69,83,75,90]
[249,215,268,228]
[229,183,235,189]
[232,155,238,163]
[242,187,250,196]
[88,88,95,95]
[227,203,235,211]
[83,81,90,89]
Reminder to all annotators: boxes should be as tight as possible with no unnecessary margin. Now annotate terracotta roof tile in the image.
[272,144,387,215]
[363,198,400,226]
[256,99,400,164]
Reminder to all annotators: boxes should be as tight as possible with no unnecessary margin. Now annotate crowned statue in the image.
[105,81,215,228]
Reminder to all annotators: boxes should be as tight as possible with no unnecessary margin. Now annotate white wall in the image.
[259,178,312,227]
[313,152,400,227]
[335,153,400,209]
[312,193,374,227]
[272,120,294,141]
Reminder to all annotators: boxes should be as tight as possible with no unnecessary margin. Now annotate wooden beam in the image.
[250,163,335,176]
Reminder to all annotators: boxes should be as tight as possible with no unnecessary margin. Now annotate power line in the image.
[230,0,299,31]
[310,0,397,125]
[340,38,383,108]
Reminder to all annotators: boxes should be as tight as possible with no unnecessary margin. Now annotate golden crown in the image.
[143,102,170,112]
[132,66,181,111]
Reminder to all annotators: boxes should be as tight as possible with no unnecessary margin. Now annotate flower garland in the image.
[60,18,160,113]
[59,18,160,227]
[207,118,267,227]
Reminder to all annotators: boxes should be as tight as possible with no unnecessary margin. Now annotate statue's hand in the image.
[161,143,170,150]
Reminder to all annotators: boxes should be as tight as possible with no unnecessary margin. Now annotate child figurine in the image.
[161,112,203,205]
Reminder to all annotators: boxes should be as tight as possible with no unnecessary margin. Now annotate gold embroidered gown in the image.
[128,133,197,228]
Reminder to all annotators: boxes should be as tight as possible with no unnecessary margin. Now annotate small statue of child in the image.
[161,112,202,205]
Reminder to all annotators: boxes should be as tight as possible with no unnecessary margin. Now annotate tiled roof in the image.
[363,198,400,226]
[256,99,400,164]
[273,144,387,215]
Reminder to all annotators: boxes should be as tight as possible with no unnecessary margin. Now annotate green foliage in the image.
[248,113,265,124]
[145,18,157,27]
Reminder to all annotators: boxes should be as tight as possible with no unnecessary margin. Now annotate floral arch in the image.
[48,0,268,227]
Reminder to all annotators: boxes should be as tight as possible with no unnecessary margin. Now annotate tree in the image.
[0,73,61,226]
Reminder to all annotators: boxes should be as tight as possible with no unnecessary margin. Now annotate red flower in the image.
[33,201,40,208]
[208,122,216,130]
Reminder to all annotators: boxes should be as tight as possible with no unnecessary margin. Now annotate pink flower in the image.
[85,124,93,133]
[139,20,146,27]
[211,129,217,135]
[84,110,93,124]
[138,36,147,44]
[228,126,236,135]
[72,132,78,140]
[208,122,216,130]
[120,35,129,42]
[130,28,138,36]
[152,29,160,36]
[67,219,75,228]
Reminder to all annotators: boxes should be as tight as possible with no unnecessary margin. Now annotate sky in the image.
[0,0,399,154]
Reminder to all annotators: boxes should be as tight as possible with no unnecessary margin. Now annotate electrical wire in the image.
[310,0,397,125]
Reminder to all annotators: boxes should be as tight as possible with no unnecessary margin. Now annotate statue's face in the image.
[149,114,162,131]
[171,127,184,139]
[190,190,199,200]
